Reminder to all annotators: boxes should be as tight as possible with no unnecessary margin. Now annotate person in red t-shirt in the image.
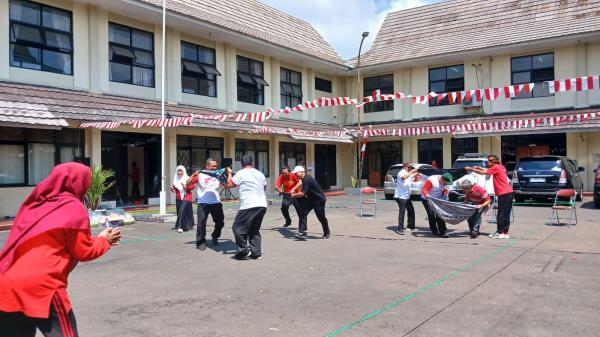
[461,180,492,238]
[466,154,514,239]
[276,166,301,227]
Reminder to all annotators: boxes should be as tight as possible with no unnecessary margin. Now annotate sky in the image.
[261,0,444,60]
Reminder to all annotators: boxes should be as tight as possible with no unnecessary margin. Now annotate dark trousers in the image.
[196,203,225,244]
[298,201,330,235]
[281,193,301,225]
[0,296,78,337]
[175,200,194,231]
[395,198,415,230]
[421,199,447,235]
[131,182,140,200]
[496,193,513,234]
[467,207,486,233]
[232,207,267,255]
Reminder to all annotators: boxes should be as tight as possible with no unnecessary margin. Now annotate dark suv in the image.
[512,156,584,202]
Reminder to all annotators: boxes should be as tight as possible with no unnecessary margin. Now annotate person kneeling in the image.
[461,180,492,238]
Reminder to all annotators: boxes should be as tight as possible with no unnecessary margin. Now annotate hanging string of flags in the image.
[247,126,350,138]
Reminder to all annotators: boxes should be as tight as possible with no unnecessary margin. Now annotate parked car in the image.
[512,156,584,202]
[448,154,494,201]
[383,163,435,199]
[594,163,600,208]
[505,161,516,180]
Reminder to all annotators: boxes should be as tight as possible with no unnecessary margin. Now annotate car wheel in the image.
[384,194,394,200]
[514,195,525,203]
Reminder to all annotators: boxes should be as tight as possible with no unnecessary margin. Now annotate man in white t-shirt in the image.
[187,158,225,251]
[394,164,418,234]
[226,155,268,260]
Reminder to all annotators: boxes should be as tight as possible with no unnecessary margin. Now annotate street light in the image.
[356,31,369,188]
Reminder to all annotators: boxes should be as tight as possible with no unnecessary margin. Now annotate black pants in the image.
[175,199,182,216]
[281,193,301,225]
[496,193,513,234]
[421,199,447,236]
[175,200,194,231]
[395,198,415,230]
[0,297,78,337]
[467,207,486,233]
[196,203,225,244]
[298,201,330,235]
[232,207,267,255]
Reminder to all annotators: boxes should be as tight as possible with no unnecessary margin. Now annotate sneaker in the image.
[295,232,308,240]
[406,228,415,232]
[439,233,449,238]
[322,233,330,239]
[470,231,479,239]
[196,243,206,251]
[395,228,404,235]
[488,231,499,238]
[283,223,291,228]
[498,233,510,239]
[177,228,183,233]
[212,237,218,245]
[234,250,251,260]
[250,254,263,260]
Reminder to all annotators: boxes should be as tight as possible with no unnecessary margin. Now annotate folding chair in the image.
[487,195,515,224]
[546,189,577,226]
[360,187,377,217]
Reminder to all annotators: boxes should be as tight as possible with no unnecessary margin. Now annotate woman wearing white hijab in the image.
[170,165,193,233]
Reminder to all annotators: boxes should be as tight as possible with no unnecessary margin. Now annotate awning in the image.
[290,134,353,144]
[0,100,68,129]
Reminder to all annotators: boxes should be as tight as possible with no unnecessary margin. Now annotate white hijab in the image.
[173,165,189,199]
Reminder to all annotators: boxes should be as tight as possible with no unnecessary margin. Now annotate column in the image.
[0,0,9,80]
[89,6,109,92]
[73,2,90,89]
[224,44,237,112]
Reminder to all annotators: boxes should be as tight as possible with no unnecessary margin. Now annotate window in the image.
[109,23,154,87]
[279,142,306,170]
[315,77,332,93]
[0,128,84,186]
[280,68,302,108]
[429,65,464,106]
[181,42,221,97]
[176,136,224,172]
[9,0,73,75]
[363,74,394,113]
[511,53,554,98]
[418,139,443,168]
[451,138,478,163]
[237,56,268,105]
[235,139,269,177]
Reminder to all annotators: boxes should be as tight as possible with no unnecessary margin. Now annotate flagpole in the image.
[356,32,369,188]
[159,0,167,215]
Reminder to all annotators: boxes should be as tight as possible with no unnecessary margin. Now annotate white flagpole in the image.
[159,0,167,215]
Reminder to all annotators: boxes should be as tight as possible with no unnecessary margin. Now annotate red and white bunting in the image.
[79,121,121,129]
[548,75,600,94]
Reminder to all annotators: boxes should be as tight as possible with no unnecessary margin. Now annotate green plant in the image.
[86,165,115,210]
[350,176,358,188]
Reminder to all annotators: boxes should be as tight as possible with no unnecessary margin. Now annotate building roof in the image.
[0,100,68,129]
[138,0,346,66]
[357,0,600,67]
[0,81,346,136]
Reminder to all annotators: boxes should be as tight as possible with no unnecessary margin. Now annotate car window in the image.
[417,165,435,170]
[452,160,486,169]
[517,160,562,171]
[387,167,402,177]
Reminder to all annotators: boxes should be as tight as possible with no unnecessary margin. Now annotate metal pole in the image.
[159,0,166,215]
[356,32,368,188]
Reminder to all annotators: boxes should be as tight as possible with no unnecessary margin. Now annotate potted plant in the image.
[86,165,115,211]
[344,176,361,195]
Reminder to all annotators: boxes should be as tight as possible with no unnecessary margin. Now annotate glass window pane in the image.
[237,56,250,73]
[280,69,289,82]
[201,65,221,76]
[512,56,531,72]
[133,50,153,67]
[446,79,464,91]
[363,76,378,91]
[379,75,394,90]
[281,82,293,95]
[238,73,255,85]
[292,84,302,97]
[181,42,197,61]
[512,71,530,84]
[237,86,251,103]
[253,76,268,86]
[532,68,554,82]
[11,44,41,69]
[258,151,269,176]
[12,24,42,44]
[110,45,135,61]
[10,0,40,25]
[198,47,215,65]
[28,143,55,185]
[132,66,153,87]
[0,144,25,184]
[60,145,80,163]
[109,24,130,45]
[290,71,301,85]
[198,78,216,97]
[44,31,72,50]
[251,60,263,76]
[447,65,464,79]
[131,29,153,50]
[42,50,71,74]
[182,75,198,94]
[191,149,206,169]
[430,81,445,93]
[110,62,131,83]
[532,53,553,69]
[42,6,71,32]
[429,67,446,81]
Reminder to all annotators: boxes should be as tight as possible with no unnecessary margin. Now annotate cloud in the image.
[260,0,441,60]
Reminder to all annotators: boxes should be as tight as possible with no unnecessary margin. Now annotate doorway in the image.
[501,133,566,163]
[362,141,402,187]
[314,144,337,190]
[516,145,550,159]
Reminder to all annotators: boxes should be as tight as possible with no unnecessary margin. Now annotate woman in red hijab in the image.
[0,162,121,337]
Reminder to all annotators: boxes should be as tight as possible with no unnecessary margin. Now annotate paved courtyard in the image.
[3,195,600,337]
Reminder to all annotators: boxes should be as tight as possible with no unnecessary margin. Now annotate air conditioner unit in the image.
[461,97,483,108]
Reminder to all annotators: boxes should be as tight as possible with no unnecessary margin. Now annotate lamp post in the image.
[159,0,167,215]
[356,31,369,188]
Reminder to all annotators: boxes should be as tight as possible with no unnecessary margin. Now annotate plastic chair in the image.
[360,187,377,217]
[487,195,515,224]
[546,189,577,226]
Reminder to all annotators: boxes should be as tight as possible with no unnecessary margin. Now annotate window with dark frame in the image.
[0,128,84,186]
[280,68,302,108]
[451,138,478,164]
[279,142,306,170]
[418,139,444,168]
[176,136,224,172]
[9,0,73,75]
[181,41,221,97]
[511,53,554,99]
[235,139,269,177]
[109,22,154,87]
[363,74,394,113]
[237,56,268,105]
[429,65,464,107]
[315,77,332,93]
